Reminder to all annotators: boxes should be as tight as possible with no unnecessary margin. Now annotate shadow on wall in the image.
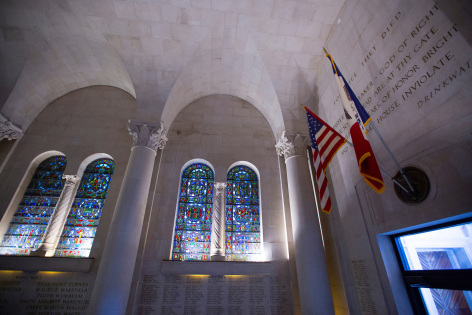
[438,0,472,48]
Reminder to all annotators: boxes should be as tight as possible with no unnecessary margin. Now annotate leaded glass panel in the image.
[172,163,214,261]
[0,156,67,256]
[54,158,114,258]
[225,165,261,261]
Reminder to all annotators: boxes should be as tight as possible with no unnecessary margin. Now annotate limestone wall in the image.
[0,86,136,314]
[129,94,295,314]
[314,0,472,313]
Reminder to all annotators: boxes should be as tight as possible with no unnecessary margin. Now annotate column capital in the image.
[275,131,309,160]
[215,182,227,191]
[0,113,23,141]
[128,121,168,151]
[63,175,80,186]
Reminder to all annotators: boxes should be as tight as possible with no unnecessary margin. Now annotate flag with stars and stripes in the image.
[304,106,347,213]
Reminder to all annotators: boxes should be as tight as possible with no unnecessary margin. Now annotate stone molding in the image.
[275,131,309,159]
[128,121,168,151]
[0,113,23,141]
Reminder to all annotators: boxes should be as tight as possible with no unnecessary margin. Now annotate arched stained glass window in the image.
[172,163,214,261]
[225,165,261,261]
[0,156,67,256]
[54,158,115,258]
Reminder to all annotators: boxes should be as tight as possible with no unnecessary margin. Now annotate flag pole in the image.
[300,104,411,194]
[322,48,415,195]
[344,139,411,194]
[368,121,416,193]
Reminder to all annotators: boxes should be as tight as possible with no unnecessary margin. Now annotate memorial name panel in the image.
[0,273,91,315]
[136,274,291,315]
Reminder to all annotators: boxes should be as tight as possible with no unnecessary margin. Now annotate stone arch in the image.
[0,10,135,131]
[161,31,285,139]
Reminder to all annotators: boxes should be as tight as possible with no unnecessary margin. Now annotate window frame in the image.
[54,157,115,258]
[169,160,264,262]
[391,217,472,314]
[0,152,114,259]
[0,155,67,255]
[170,159,215,261]
[224,162,263,262]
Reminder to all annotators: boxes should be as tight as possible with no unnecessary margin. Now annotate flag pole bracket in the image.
[393,166,430,204]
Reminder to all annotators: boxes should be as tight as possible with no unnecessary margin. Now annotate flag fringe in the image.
[357,151,385,193]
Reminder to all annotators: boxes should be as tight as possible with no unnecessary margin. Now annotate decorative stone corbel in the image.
[0,113,23,141]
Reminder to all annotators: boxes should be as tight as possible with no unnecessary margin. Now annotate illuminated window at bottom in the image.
[394,220,472,314]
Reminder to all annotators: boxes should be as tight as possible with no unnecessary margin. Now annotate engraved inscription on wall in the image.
[137,274,291,315]
[0,274,90,315]
[352,259,377,315]
[331,2,472,158]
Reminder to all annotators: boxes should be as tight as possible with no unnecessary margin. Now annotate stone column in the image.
[275,131,335,315]
[31,175,80,257]
[210,182,226,261]
[87,121,167,315]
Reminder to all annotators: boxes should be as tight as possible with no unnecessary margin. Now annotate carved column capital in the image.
[275,131,309,160]
[0,113,23,141]
[275,131,295,159]
[63,175,80,186]
[215,182,227,192]
[128,121,168,151]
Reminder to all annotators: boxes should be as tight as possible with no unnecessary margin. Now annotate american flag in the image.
[305,107,346,213]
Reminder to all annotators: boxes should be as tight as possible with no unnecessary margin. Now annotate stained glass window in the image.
[54,158,115,258]
[172,163,214,261]
[0,156,67,256]
[225,165,261,261]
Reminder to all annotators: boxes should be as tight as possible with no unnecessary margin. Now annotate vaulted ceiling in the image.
[0,0,345,136]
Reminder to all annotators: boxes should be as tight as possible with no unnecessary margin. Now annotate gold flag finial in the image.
[300,104,306,109]
[323,48,338,75]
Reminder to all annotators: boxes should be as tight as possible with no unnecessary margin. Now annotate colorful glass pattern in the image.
[225,165,261,261]
[0,156,67,256]
[172,163,214,261]
[54,158,114,258]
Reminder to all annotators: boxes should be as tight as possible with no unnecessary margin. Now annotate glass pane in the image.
[419,288,472,315]
[171,163,214,261]
[54,158,114,258]
[396,222,472,271]
[0,156,67,256]
[225,165,261,262]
